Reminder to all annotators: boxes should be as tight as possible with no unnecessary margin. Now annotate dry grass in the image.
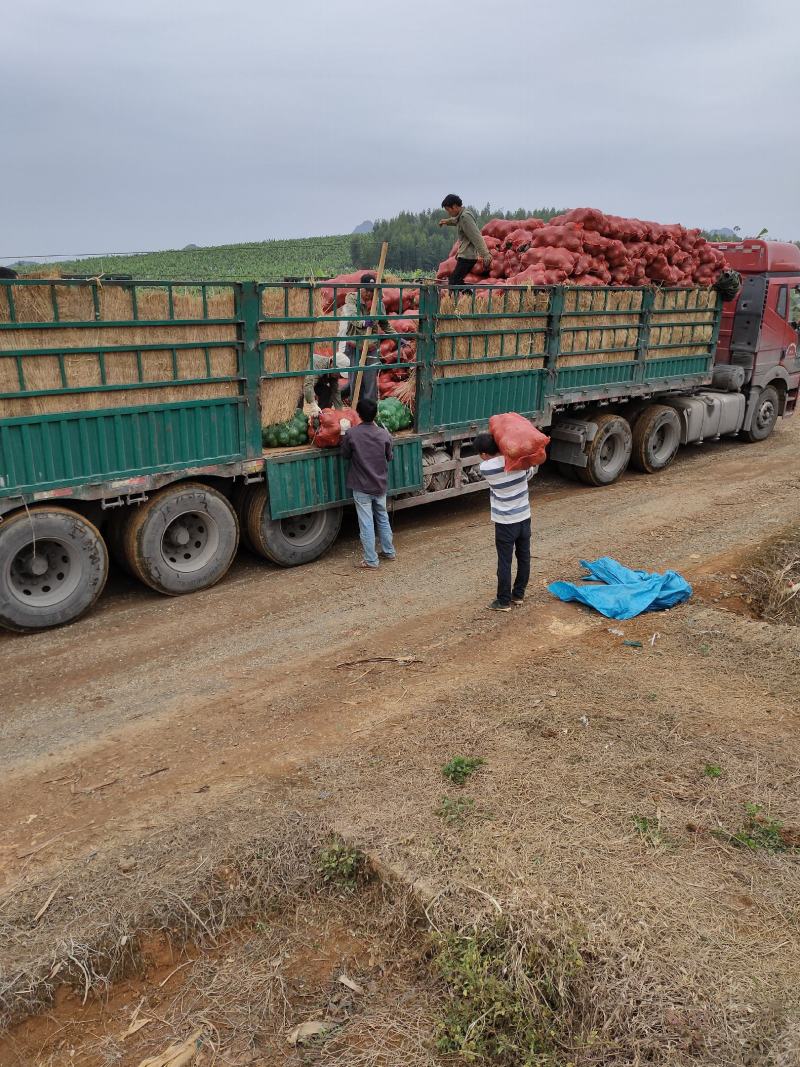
[435,288,548,378]
[0,808,435,1067]
[743,524,800,625]
[0,811,333,1028]
[260,285,325,425]
[559,287,642,366]
[0,280,239,417]
[313,593,800,1065]
[649,288,717,357]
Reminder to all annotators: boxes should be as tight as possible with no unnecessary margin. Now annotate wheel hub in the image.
[757,401,775,429]
[9,539,81,607]
[279,512,328,548]
[166,524,191,547]
[160,511,220,572]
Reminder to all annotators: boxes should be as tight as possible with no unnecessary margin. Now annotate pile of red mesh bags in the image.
[436,208,727,288]
[320,274,419,314]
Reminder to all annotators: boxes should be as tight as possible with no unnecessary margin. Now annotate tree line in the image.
[350,205,564,272]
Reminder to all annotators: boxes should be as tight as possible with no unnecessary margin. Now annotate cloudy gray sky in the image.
[2,0,798,262]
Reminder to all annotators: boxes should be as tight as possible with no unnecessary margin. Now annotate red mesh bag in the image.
[488,413,550,471]
[309,407,361,449]
[380,338,398,362]
[437,257,457,281]
[482,219,519,240]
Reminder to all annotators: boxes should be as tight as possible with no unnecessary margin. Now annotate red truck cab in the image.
[713,240,800,422]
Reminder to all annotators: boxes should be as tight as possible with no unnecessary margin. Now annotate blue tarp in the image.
[548,557,692,620]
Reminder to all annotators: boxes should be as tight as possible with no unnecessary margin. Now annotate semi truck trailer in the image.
[0,238,797,632]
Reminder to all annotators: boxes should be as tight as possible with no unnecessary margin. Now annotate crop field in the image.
[17,234,354,281]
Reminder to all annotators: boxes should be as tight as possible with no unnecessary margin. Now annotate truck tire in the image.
[555,461,577,481]
[742,385,780,443]
[243,484,342,566]
[630,404,681,473]
[0,507,108,632]
[231,481,256,553]
[576,414,632,486]
[122,482,239,595]
[104,510,134,576]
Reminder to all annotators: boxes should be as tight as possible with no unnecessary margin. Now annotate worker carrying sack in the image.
[309,406,361,449]
[489,412,549,471]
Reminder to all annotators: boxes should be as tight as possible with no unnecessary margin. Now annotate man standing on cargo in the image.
[438,195,492,288]
[473,431,533,611]
[341,397,397,569]
[336,275,391,406]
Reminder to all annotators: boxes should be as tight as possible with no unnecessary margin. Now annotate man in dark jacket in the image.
[340,397,397,569]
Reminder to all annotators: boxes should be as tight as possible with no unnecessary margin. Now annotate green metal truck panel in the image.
[265,436,423,519]
[0,397,244,497]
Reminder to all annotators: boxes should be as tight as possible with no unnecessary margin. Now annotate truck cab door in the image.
[787,285,800,380]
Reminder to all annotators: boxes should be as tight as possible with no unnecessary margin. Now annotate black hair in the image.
[441,194,462,209]
[359,273,376,285]
[473,431,498,454]
[0,267,18,279]
[356,396,377,423]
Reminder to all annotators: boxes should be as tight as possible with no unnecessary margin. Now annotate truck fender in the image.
[749,366,790,410]
[548,418,601,469]
[743,379,787,431]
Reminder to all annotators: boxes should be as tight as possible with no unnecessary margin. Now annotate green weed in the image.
[727,804,789,853]
[632,814,669,848]
[317,839,366,889]
[436,796,475,826]
[703,763,723,779]
[432,921,582,1065]
[442,756,485,786]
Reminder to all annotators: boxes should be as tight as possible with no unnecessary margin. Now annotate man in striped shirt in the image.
[474,431,535,612]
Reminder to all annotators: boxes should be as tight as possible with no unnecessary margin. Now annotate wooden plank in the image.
[352,242,388,406]
[390,480,487,511]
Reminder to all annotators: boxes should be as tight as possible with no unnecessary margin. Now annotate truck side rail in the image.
[0,278,255,500]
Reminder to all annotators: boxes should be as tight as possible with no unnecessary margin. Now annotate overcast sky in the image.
[2,0,798,262]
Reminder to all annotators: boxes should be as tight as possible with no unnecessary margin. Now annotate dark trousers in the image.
[495,518,531,605]
[448,257,477,288]
[342,341,379,403]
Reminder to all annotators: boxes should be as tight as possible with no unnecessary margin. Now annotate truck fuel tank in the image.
[664,392,745,443]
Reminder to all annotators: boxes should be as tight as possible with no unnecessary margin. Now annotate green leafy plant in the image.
[726,804,789,852]
[436,796,475,825]
[432,922,582,1065]
[442,756,484,786]
[317,839,366,888]
[703,763,723,779]
[632,814,669,848]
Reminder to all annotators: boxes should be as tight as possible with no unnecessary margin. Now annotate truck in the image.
[0,237,798,632]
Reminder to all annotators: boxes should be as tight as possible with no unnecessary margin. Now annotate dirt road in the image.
[2,425,799,885]
[1,423,799,1066]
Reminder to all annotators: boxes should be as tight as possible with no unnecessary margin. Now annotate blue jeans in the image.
[352,490,395,566]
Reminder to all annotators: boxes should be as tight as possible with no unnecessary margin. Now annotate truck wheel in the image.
[0,508,108,632]
[742,385,780,443]
[231,481,256,553]
[576,414,632,486]
[555,461,577,481]
[631,404,681,473]
[104,510,134,576]
[123,482,239,595]
[243,485,342,566]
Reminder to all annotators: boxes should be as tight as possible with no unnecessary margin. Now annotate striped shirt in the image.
[479,456,535,524]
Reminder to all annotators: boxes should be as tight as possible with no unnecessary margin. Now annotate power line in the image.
[0,250,180,262]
